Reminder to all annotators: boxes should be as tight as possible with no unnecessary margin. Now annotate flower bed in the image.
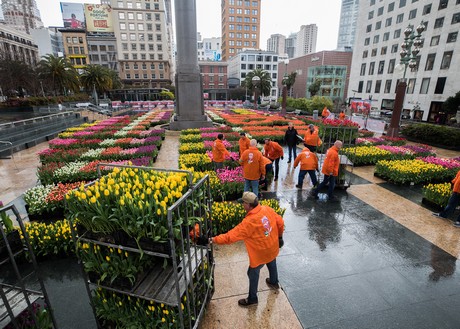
[422,183,451,208]
[374,159,448,185]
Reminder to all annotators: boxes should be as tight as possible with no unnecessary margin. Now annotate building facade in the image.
[295,24,317,57]
[200,61,228,100]
[30,27,64,59]
[228,49,279,100]
[87,33,118,71]
[197,35,222,61]
[277,50,353,102]
[60,29,90,71]
[266,33,286,55]
[336,0,360,51]
[285,33,297,59]
[109,0,173,88]
[221,0,261,61]
[0,24,39,65]
[349,0,460,122]
[1,0,43,34]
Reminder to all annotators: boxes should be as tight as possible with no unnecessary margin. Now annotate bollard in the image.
[313,110,318,120]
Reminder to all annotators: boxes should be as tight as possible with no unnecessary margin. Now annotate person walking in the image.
[259,156,273,191]
[239,132,251,156]
[210,191,285,307]
[239,139,265,193]
[212,133,231,170]
[311,140,343,200]
[432,169,460,227]
[294,147,319,189]
[303,124,322,153]
[263,138,284,181]
[284,122,299,163]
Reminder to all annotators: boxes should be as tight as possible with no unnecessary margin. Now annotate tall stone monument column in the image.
[169,0,212,130]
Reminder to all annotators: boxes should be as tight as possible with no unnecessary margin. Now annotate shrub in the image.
[401,123,460,149]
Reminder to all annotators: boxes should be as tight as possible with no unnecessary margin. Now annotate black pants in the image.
[270,158,280,178]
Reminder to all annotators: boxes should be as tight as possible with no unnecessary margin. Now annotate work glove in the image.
[279,236,284,248]
[196,235,209,246]
[281,156,284,160]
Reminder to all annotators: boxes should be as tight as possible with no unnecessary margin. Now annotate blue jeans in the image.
[312,174,336,198]
[287,144,297,162]
[440,192,460,220]
[244,179,259,193]
[298,170,318,187]
[247,258,278,303]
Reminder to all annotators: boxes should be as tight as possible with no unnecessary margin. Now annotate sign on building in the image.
[84,4,114,32]
[61,2,86,29]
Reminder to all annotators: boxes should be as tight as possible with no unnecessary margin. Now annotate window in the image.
[439,0,448,10]
[420,78,430,93]
[384,80,392,93]
[131,43,136,50]
[410,55,421,72]
[399,0,406,7]
[377,6,384,15]
[371,48,377,56]
[126,73,131,79]
[423,4,432,15]
[396,13,404,23]
[366,81,372,93]
[368,11,374,19]
[67,46,73,54]
[431,35,440,46]
[133,63,138,70]
[358,81,364,93]
[137,13,143,20]
[129,23,135,30]
[125,63,130,69]
[364,38,370,45]
[360,63,366,76]
[447,32,458,42]
[366,24,372,32]
[391,44,398,53]
[394,29,401,39]
[434,77,446,93]
[407,78,416,94]
[388,2,395,12]
[434,17,444,28]
[386,18,392,27]
[375,80,382,93]
[383,32,390,41]
[425,53,436,70]
[388,59,395,73]
[440,51,453,69]
[409,9,417,19]
[73,47,79,54]
[369,62,375,75]
[378,61,385,74]
[381,46,387,55]
[452,13,460,24]
[376,21,382,30]
[363,50,368,58]
[128,12,134,19]
[122,43,128,50]
[119,12,125,19]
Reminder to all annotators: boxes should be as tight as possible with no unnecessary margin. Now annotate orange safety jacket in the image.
[321,145,340,176]
[239,136,251,156]
[339,112,346,120]
[213,204,285,268]
[212,139,230,163]
[294,147,318,171]
[322,107,330,117]
[263,141,284,160]
[453,170,460,193]
[239,146,266,180]
[261,156,272,167]
[304,127,322,147]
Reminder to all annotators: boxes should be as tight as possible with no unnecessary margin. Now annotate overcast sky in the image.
[36,0,342,51]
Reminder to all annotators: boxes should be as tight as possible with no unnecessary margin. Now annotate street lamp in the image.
[387,21,425,137]
[252,75,260,111]
[281,58,289,116]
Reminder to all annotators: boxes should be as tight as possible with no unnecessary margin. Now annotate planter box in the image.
[25,204,65,223]
[421,197,444,212]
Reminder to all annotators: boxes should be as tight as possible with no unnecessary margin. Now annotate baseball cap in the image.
[238,191,258,204]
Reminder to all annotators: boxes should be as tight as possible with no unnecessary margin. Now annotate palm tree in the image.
[37,54,80,96]
[284,72,297,97]
[244,69,272,99]
[80,65,112,96]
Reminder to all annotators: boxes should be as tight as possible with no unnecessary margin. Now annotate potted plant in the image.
[0,202,23,262]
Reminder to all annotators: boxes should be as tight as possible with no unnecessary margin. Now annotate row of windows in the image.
[202,76,225,82]
[228,16,257,23]
[227,24,257,32]
[121,43,163,51]
[120,33,162,42]
[227,32,257,39]
[241,54,278,62]
[227,44,257,53]
[67,46,85,54]
[125,73,165,79]
[241,63,277,70]
[228,8,258,15]
[118,12,161,21]
[229,40,254,46]
[124,63,164,70]
[69,57,87,66]
[368,0,457,16]
[90,54,114,62]
[200,67,225,73]
[228,0,258,7]
[119,23,161,32]
[66,36,84,44]
[89,45,116,52]
[122,53,164,60]
[360,50,453,76]
[366,11,460,35]
[358,76,447,95]
[116,1,160,10]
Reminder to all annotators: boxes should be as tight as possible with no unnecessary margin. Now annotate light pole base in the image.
[386,127,399,138]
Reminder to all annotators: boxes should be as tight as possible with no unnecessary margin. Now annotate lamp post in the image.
[387,21,425,137]
[252,75,260,111]
[281,59,289,116]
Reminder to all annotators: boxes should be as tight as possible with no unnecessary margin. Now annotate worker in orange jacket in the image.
[433,169,460,227]
[211,192,285,307]
[239,139,266,193]
[311,140,342,200]
[303,124,322,153]
[212,133,231,170]
[259,156,273,191]
[263,138,284,181]
[293,147,319,189]
[322,107,331,118]
[239,132,251,156]
[339,110,346,120]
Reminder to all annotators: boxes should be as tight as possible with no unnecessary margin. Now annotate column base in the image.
[386,127,399,138]
[169,119,213,130]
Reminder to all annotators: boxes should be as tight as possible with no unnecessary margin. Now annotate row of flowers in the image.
[355,136,406,146]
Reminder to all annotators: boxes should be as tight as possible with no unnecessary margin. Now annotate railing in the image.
[0,112,78,131]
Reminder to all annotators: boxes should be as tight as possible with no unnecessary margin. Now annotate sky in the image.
[35,0,342,52]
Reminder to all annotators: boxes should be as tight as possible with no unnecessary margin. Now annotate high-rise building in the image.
[349,0,460,122]
[336,0,359,51]
[1,0,43,34]
[295,24,317,57]
[221,0,261,61]
[109,0,174,88]
[197,34,222,61]
[285,33,297,59]
[267,34,286,56]
[30,27,64,59]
